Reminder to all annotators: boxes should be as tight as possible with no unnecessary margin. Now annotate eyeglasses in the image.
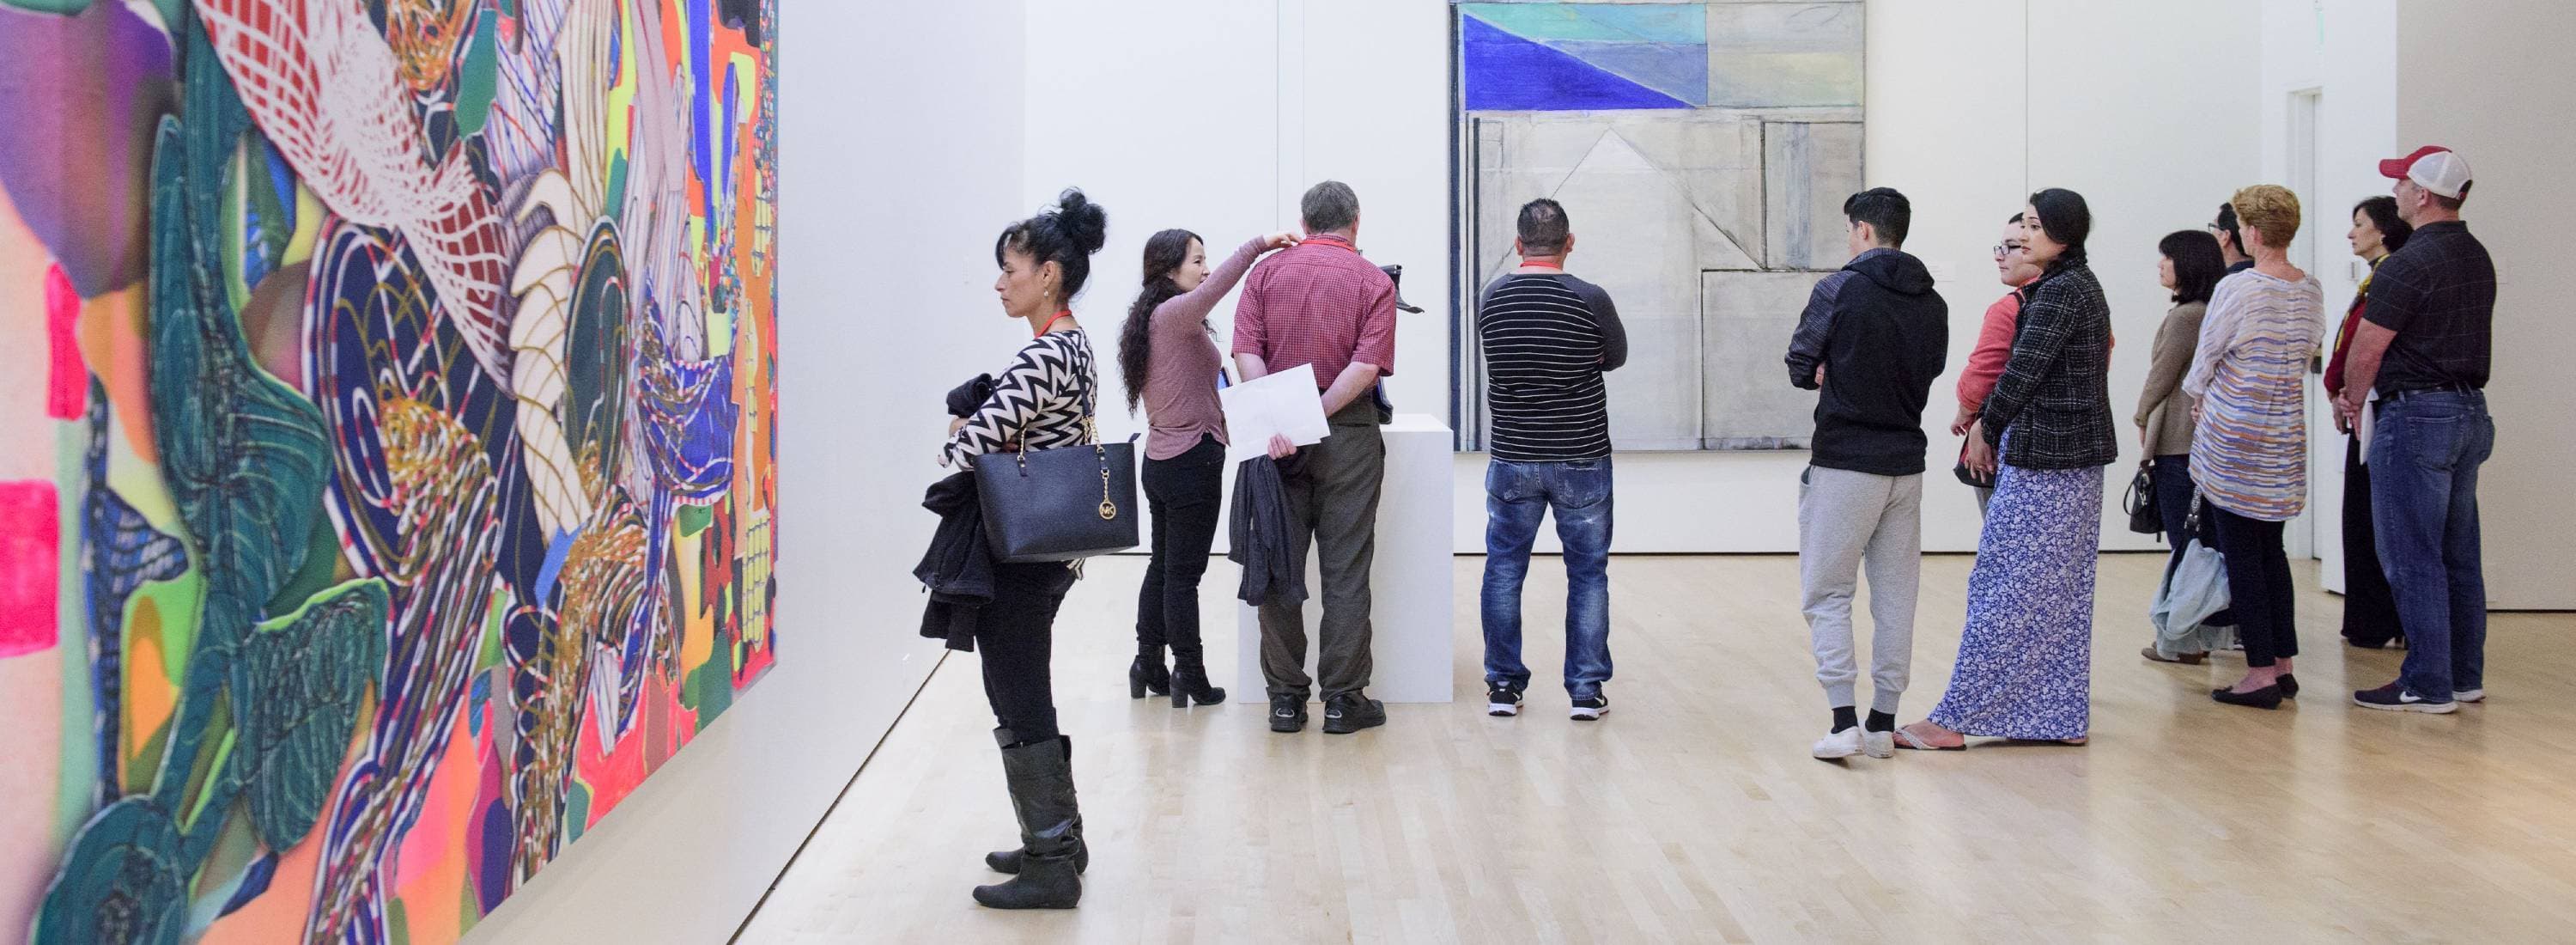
[1992,243,2025,257]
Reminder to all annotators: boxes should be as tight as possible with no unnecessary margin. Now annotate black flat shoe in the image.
[2277,674,2300,699]
[2212,683,2284,710]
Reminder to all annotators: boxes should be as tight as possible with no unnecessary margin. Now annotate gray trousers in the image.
[1258,400,1384,701]
[1798,466,1923,714]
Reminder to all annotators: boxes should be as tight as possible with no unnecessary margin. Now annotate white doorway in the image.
[2287,87,2336,573]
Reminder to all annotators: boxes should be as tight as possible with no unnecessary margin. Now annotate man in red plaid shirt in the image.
[1234,180,1399,735]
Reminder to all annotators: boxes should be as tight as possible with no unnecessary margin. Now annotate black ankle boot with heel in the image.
[1168,653,1226,707]
[1127,650,1169,699]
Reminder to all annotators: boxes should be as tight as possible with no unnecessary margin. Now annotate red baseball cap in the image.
[2380,145,2472,199]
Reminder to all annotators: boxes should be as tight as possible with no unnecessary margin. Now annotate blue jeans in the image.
[2370,391,2494,700]
[1480,458,1613,698]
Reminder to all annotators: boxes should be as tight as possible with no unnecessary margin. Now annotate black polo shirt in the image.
[2363,221,2494,395]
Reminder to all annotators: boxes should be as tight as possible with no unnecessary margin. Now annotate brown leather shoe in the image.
[2141,645,2206,665]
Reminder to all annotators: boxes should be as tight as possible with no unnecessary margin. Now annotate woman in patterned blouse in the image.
[2186,185,2325,710]
[942,189,1107,910]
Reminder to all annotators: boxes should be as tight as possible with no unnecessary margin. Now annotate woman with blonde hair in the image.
[2185,184,2326,710]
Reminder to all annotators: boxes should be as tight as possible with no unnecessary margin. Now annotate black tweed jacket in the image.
[1980,260,2120,470]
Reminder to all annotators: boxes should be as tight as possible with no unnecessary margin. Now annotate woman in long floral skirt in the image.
[1899,188,2120,749]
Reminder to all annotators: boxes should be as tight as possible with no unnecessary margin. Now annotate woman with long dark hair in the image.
[1900,188,2118,750]
[2137,229,2228,663]
[1120,227,1297,705]
[940,188,1108,909]
[2326,196,2413,649]
[2186,184,2325,710]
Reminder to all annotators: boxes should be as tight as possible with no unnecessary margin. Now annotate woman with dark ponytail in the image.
[1901,187,2118,751]
[1120,227,1298,707]
[938,188,1109,909]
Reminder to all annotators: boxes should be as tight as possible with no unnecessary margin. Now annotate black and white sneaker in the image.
[2454,686,2487,704]
[1269,695,1309,733]
[1569,695,1609,721]
[1486,683,1524,717]
[2352,682,2457,714]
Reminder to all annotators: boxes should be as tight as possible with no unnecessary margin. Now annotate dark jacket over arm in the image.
[916,472,993,651]
[1227,455,1304,607]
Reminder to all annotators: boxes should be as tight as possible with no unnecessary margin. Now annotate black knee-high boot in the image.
[973,731,1084,909]
[982,729,1089,875]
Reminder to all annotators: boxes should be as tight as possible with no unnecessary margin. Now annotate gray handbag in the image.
[973,385,1139,563]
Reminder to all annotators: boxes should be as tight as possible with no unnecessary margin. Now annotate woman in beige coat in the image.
[2136,229,2230,663]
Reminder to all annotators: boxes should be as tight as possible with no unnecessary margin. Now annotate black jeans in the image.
[1138,435,1225,661]
[979,562,1077,744]
[2209,504,2298,668]
[2338,436,2403,646]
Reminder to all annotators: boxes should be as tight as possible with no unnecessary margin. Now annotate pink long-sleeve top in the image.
[1140,237,1266,460]
[1955,290,2022,412]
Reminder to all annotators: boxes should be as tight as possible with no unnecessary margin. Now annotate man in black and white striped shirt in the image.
[1475,198,1627,722]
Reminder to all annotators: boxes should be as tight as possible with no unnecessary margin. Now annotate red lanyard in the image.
[1521,259,1564,271]
[1035,308,1073,337]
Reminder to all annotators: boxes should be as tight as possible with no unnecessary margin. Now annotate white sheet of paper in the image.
[2355,388,2378,463]
[1219,363,1331,463]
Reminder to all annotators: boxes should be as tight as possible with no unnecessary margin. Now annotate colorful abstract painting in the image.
[0,1,780,942]
[1452,1,1862,451]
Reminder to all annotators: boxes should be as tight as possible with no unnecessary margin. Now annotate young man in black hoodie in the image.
[1783,187,1948,761]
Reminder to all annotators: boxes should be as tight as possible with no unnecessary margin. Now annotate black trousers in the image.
[2339,436,2405,646]
[1137,435,1225,660]
[978,562,1077,744]
[2209,504,2298,668]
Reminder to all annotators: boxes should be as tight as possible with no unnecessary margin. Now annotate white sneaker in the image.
[1862,729,1895,759]
[1812,727,1862,759]
[2455,687,2486,704]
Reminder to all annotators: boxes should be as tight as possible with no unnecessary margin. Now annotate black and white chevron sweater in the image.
[943,329,1098,468]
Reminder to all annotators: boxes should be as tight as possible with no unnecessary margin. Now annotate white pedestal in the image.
[1235,413,1455,704]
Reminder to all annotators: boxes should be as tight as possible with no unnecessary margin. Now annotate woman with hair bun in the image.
[1900,187,2118,750]
[939,187,1109,909]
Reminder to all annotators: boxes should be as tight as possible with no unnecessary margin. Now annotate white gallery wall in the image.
[461,2,1031,941]
[1024,0,2262,554]
[2397,0,2576,609]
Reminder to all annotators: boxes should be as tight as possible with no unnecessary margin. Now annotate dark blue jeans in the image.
[2370,391,2494,700]
[1480,457,1613,698]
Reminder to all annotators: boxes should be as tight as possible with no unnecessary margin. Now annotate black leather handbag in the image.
[974,390,1139,564]
[2124,461,2162,535]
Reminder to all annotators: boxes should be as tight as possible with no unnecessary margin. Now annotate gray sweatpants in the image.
[1798,466,1923,714]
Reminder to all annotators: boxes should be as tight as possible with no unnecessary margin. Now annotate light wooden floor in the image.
[739,554,2576,943]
